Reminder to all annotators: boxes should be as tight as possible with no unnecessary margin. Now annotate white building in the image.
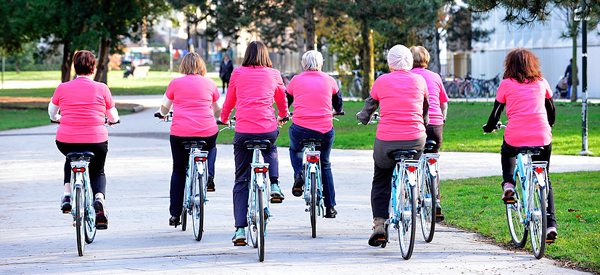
[471,7,600,98]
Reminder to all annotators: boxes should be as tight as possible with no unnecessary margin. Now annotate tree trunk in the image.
[60,42,74,83]
[94,38,111,84]
[571,36,578,102]
[422,22,440,74]
[304,3,315,51]
[15,61,20,74]
[296,16,305,62]
[361,21,374,99]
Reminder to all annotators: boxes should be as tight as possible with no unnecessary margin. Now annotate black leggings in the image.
[56,140,109,197]
[501,141,556,228]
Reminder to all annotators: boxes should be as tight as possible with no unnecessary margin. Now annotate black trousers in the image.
[501,141,556,228]
[56,140,108,197]
[425,124,443,153]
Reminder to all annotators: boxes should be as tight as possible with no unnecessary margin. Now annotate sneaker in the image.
[94,198,108,230]
[368,217,387,247]
[291,174,304,197]
[546,227,558,243]
[270,183,285,203]
[502,183,515,203]
[207,176,215,192]
[61,195,72,213]
[436,204,445,222]
[232,227,247,246]
[169,216,181,227]
[324,206,337,218]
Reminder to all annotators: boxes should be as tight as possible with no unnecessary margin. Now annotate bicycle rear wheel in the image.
[419,165,436,243]
[310,172,317,238]
[192,171,205,241]
[248,183,258,248]
[506,173,528,247]
[84,185,96,244]
[397,181,416,260]
[530,178,547,259]
[257,188,266,262]
[74,188,85,256]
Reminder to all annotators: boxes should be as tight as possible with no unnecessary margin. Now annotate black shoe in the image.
[436,206,445,222]
[291,174,304,197]
[207,176,215,192]
[94,198,108,230]
[61,195,72,213]
[324,206,337,218]
[169,216,181,227]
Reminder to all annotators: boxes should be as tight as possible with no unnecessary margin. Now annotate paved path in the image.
[1,95,599,274]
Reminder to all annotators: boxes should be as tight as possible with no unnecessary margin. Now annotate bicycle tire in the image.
[419,165,436,243]
[248,182,258,248]
[448,83,459,98]
[75,188,85,256]
[310,171,317,238]
[257,188,266,262]
[397,180,416,260]
[84,185,96,244]
[530,178,547,259]
[181,205,187,232]
[192,169,205,241]
[506,171,528,247]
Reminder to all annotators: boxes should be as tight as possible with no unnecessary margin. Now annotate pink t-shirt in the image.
[220,66,288,134]
[166,74,219,137]
[287,71,338,133]
[496,78,553,147]
[371,70,428,141]
[51,77,115,143]
[410,68,448,125]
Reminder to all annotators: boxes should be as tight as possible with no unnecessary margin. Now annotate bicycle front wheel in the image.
[84,186,96,244]
[419,166,436,243]
[506,174,528,247]
[192,172,205,241]
[74,188,85,256]
[397,182,416,260]
[530,179,547,259]
[310,172,317,238]
[257,188,266,262]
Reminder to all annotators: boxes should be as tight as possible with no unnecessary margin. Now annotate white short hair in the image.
[301,50,323,71]
[387,45,413,71]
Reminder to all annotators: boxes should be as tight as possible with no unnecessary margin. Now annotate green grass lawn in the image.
[442,171,600,272]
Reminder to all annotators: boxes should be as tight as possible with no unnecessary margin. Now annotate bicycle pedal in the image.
[271,198,283,203]
[62,210,72,214]
[503,199,516,204]
[546,239,555,244]
[96,223,108,230]
[233,241,247,246]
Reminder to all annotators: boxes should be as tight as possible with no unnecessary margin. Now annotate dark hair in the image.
[74,50,96,76]
[503,48,543,83]
[241,41,272,68]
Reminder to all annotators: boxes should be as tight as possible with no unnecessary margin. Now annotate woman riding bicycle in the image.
[482,48,557,242]
[155,52,220,227]
[286,50,343,218]
[49,50,120,229]
[357,44,429,247]
[409,46,449,221]
[219,41,289,245]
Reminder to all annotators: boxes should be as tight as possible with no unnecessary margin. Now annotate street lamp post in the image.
[577,1,593,156]
[166,20,173,74]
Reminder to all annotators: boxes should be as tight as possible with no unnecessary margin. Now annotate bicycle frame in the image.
[515,153,548,225]
[184,147,208,211]
[69,156,96,256]
[391,159,419,225]
[303,145,323,216]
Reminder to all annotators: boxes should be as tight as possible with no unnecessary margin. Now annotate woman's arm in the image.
[158,94,173,117]
[441,102,448,123]
[106,107,120,123]
[483,100,505,133]
[422,95,430,127]
[332,92,343,113]
[545,97,556,127]
[357,96,379,125]
[48,102,60,121]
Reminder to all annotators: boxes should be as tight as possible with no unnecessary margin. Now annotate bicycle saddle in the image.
[182,140,207,150]
[67,151,95,162]
[300,138,325,147]
[424,140,437,153]
[516,146,544,155]
[389,150,418,161]
[244,139,270,150]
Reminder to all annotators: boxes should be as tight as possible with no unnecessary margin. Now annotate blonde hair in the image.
[179,52,207,75]
[410,46,430,69]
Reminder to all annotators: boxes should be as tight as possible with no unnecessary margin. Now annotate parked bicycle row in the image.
[49,45,558,262]
[442,73,501,99]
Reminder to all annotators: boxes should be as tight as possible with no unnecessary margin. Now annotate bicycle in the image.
[221,119,272,262]
[155,112,209,241]
[417,140,438,243]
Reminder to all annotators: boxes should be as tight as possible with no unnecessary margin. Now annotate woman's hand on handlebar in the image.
[217,119,230,127]
[277,116,289,127]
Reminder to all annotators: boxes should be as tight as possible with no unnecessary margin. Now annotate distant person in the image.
[49,50,120,230]
[220,41,288,245]
[286,50,343,218]
[357,44,429,247]
[154,52,220,227]
[483,48,557,242]
[563,59,573,99]
[123,65,135,78]
[409,46,448,222]
[219,55,233,94]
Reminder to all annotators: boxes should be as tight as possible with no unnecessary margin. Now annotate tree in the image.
[0,1,38,56]
[446,6,495,52]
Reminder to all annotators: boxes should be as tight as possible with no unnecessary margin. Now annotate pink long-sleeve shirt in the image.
[286,71,338,134]
[410,68,448,125]
[220,66,288,133]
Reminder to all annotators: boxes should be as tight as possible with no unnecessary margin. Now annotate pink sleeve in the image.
[438,76,449,103]
[212,85,220,102]
[286,76,295,95]
[329,76,338,94]
[496,81,507,103]
[273,71,288,118]
[51,87,61,105]
[543,79,553,99]
[165,81,175,100]
[371,79,380,100]
[220,72,237,122]
[104,87,115,109]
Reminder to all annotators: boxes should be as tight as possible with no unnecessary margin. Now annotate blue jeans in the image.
[288,123,336,207]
